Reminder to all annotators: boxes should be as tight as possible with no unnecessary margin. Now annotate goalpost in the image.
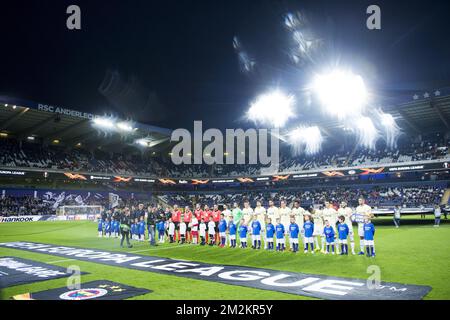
[57,205,103,216]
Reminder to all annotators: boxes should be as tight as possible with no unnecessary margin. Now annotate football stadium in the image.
[1,0,450,305]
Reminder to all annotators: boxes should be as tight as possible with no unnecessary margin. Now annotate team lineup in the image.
[97,197,376,257]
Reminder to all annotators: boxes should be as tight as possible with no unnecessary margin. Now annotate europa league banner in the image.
[12,280,151,300]
[0,256,87,289]
[0,242,431,300]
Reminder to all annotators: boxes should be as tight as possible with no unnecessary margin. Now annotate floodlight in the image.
[312,69,367,119]
[247,90,295,128]
[117,121,134,132]
[287,126,323,155]
[93,117,115,129]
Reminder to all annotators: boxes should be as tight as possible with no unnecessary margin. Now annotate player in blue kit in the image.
[157,220,165,243]
[323,220,336,254]
[337,216,350,255]
[228,216,237,248]
[111,218,118,238]
[218,214,228,247]
[363,217,376,257]
[265,218,275,250]
[104,218,112,238]
[239,219,248,248]
[251,215,262,249]
[97,217,104,237]
[131,218,138,240]
[275,218,286,251]
[138,217,146,241]
[289,216,300,253]
[303,215,315,254]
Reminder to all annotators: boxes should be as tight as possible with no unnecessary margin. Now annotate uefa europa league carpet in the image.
[0,256,88,289]
[12,280,152,300]
[0,242,432,300]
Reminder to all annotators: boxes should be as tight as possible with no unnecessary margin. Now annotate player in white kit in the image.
[322,201,339,253]
[254,201,267,248]
[355,197,374,255]
[242,201,254,226]
[291,200,305,227]
[278,200,291,239]
[266,200,279,221]
[338,201,356,255]
[222,204,232,224]
[311,207,325,252]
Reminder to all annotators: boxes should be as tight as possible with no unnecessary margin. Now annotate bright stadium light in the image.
[379,112,401,148]
[287,125,323,155]
[136,138,154,147]
[116,121,134,132]
[355,116,378,149]
[136,138,149,147]
[247,90,295,128]
[381,113,395,127]
[93,117,115,129]
[312,69,368,119]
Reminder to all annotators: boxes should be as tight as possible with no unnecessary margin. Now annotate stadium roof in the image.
[306,90,450,141]
[0,96,172,152]
[1,91,450,153]
[384,92,450,133]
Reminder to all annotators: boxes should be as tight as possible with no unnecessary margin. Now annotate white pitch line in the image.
[46,258,76,264]
[130,244,196,253]
[44,245,195,262]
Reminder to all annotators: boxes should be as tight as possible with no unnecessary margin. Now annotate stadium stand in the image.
[158,183,446,208]
[1,133,449,178]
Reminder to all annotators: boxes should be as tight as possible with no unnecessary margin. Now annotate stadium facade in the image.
[1,94,450,215]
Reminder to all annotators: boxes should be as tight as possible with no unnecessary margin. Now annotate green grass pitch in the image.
[0,216,449,300]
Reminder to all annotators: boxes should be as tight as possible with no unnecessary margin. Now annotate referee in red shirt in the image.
[212,204,221,245]
[171,205,181,242]
[183,206,193,243]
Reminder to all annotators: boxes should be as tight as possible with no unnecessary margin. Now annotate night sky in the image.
[1,0,450,130]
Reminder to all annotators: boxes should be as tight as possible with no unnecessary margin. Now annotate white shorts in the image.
[276,238,285,245]
[252,235,261,241]
[338,239,348,244]
[358,224,364,237]
[289,238,299,244]
[266,237,274,243]
[364,240,374,246]
[240,237,247,243]
[229,234,236,240]
[313,229,323,236]
[304,237,314,243]
[346,222,354,234]
[219,232,226,237]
